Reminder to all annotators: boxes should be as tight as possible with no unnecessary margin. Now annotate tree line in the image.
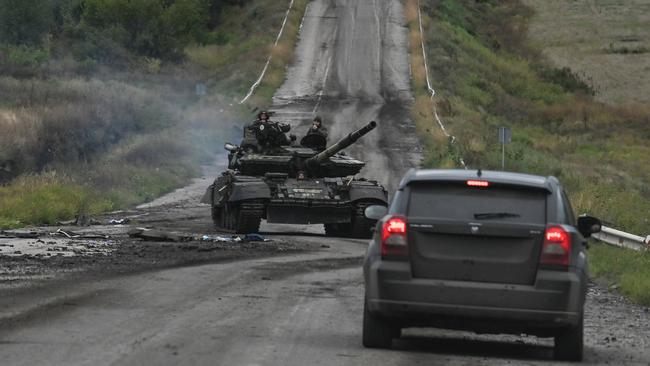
[0,0,247,62]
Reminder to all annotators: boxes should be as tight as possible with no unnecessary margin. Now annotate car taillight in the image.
[381,216,408,258]
[540,225,571,269]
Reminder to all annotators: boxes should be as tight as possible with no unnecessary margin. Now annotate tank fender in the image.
[229,181,271,202]
[200,184,214,204]
[348,183,388,204]
[201,174,231,206]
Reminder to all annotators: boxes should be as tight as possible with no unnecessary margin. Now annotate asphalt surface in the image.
[272,0,420,191]
[1,0,650,365]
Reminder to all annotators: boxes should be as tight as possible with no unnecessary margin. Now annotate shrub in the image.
[0,77,176,180]
[79,0,210,61]
[0,0,54,45]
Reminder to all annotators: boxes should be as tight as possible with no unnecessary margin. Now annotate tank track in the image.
[350,201,377,239]
[213,199,265,234]
[324,201,379,238]
[236,200,265,233]
[324,222,352,237]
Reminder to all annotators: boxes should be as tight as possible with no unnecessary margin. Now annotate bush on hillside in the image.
[0,0,54,45]
[0,77,175,181]
[79,0,206,60]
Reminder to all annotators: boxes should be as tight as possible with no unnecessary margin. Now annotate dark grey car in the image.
[362,169,601,361]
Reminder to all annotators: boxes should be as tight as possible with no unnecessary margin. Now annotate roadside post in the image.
[498,127,512,170]
[195,83,206,97]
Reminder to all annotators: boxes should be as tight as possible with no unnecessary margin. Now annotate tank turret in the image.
[230,121,378,178]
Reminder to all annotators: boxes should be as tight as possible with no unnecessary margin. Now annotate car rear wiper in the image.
[473,212,521,220]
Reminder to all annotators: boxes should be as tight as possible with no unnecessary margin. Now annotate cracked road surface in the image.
[0,0,649,365]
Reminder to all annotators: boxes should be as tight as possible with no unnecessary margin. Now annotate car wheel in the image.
[362,298,393,349]
[554,313,584,361]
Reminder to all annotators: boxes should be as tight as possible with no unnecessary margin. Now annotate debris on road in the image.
[108,218,130,225]
[128,228,194,242]
[200,235,242,242]
[0,230,40,239]
[243,233,272,242]
[55,229,109,240]
[200,233,272,242]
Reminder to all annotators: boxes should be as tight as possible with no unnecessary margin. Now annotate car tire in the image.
[362,298,393,349]
[554,314,584,362]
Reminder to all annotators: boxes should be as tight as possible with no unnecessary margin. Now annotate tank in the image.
[201,121,388,237]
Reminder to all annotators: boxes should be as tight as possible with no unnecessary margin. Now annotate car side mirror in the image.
[224,143,237,152]
[577,215,601,238]
[365,205,387,220]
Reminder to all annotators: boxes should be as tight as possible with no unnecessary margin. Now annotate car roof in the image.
[399,169,555,192]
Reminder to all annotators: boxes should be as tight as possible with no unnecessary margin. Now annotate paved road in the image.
[272,0,420,190]
[2,230,649,365]
[1,0,649,365]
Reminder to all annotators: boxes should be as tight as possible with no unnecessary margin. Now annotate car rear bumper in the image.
[365,259,586,333]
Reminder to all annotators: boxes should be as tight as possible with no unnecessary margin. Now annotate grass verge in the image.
[589,243,650,306]
[404,0,458,168]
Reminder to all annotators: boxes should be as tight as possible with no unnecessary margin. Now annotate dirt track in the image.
[1,0,649,365]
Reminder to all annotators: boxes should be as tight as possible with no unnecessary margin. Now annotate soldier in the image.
[240,112,265,151]
[308,116,328,139]
[300,116,328,150]
[242,111,293,152]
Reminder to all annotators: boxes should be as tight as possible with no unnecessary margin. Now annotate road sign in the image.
[498,127,512,144]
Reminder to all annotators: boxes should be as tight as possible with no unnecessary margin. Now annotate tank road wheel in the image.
[350,201,382,239]
[211,205,223,229]
[212,204,230,231]
[324,223,351,237]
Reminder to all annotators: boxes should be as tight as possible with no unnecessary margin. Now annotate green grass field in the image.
[589,243,650,305]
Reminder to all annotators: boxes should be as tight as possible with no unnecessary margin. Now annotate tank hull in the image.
[202,171,388,237]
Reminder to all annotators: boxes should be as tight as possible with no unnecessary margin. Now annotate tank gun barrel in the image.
[308,121,377,164]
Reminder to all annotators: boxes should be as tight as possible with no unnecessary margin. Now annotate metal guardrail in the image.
[592,225,650,251]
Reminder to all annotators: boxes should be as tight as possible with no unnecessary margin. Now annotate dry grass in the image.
[590,243,650,306]
[405,0,457,168]
[0,77,175,180]
[522,0,650,105]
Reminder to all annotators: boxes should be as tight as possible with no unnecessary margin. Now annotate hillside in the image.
[0,0,307,227]
[411,0,650,234]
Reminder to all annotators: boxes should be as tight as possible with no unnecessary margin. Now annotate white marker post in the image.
[498,127,512,170]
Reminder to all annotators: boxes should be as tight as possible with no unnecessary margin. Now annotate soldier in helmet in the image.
[242,111,293,153]
[300,116,328,150]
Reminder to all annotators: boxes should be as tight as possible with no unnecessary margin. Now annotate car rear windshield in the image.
[407,183,547,224]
